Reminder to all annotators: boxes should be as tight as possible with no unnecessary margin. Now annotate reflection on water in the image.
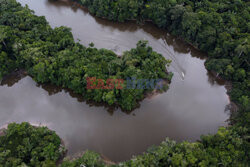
[0,0,230,162]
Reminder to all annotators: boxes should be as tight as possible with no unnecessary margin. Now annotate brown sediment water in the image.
[0,0,230,162]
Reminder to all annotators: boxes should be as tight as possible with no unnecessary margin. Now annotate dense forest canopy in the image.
[0,123,248,166]
[0,0,249,166]
[0,0,172,111]
[0,123,65,167]
[73,0,250,164]
[76,0,250,107]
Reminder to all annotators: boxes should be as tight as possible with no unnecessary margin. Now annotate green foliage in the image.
[0,0,249,166]
[71,0,250,165]
[0,122,65,167]
[0,51,16,80]
[76,0,144,22]
[60,151,105,167]
[73,0,250,115]
[62,128,247,167]
[118,127,248,167]
[0,0,172,111]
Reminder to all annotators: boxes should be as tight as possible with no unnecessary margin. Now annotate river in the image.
[0,0,230,162]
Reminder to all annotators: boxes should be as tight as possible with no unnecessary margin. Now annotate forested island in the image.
[0,0,249,166]
[74,0,250,108]
[0,0,173,111]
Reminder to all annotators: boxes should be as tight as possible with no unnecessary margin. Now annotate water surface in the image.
[0,0,230,162]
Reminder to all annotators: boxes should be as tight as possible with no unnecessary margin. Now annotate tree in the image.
[0,123,65,167]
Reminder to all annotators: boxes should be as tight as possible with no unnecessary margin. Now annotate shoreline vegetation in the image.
[0,0,173,111]
[0,122,247,167]
[61,0,250,165]
[0,122,66,167]
[0,0,249,166]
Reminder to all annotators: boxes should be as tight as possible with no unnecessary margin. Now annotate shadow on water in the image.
[4,0,219,115]
[36,0,231,117]
[1,0,231,162]
[0,69,227,117]
[46,0,205,56]
[0,70,136,115]
[1,70,27,87]
[44,0,214,79]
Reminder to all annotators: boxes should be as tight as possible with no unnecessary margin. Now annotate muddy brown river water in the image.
[0,0,230,162]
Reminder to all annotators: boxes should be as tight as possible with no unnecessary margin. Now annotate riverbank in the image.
[0,0,248,165]
[0,0,173,111]
[46,0,249,165]
[69,0,250,129]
